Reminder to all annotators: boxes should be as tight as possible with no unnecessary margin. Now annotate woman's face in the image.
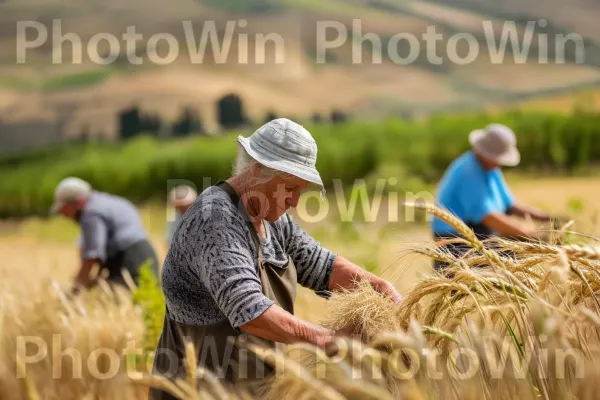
[256,174,309,222]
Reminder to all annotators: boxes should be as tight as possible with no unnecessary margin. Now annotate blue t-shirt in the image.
[432,151,515,236]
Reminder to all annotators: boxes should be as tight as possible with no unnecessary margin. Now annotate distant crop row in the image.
[2,109,600,217]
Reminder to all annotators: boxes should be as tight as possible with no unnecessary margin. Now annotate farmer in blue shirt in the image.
[432,124,555,270]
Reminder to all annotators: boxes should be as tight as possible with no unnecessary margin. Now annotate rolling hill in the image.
[1,0,600,153]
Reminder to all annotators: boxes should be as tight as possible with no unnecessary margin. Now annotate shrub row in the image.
[0,126,377,217]
[1,110,600,217]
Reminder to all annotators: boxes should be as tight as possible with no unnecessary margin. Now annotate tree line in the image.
[114,93,350,141]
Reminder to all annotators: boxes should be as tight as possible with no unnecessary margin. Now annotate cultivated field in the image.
[1,176,600,399]
[3,176,598,318]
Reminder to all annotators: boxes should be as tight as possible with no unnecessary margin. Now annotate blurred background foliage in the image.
[2,109,600,217]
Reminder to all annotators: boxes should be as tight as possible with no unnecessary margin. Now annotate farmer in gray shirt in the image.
[150,119,402,398]
[51,178,159,293]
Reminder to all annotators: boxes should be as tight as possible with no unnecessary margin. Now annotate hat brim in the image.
[469,129,521,167]
[237,136,325,193]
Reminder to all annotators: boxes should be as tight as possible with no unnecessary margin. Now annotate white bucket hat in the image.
[50,177,92,213]
[469,123,521,167]
[236,118,325,197]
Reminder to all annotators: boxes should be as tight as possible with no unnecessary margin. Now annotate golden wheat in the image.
[9,203,600,399]
[257,204,600,400]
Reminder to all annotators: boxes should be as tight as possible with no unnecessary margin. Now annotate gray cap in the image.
[469,123,521,167]
[50,177,92,213]
[236,118,325,197]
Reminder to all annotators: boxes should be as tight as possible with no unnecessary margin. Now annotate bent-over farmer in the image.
[431,123,558,270]
[51,177,159,292]
[150,118,401,398]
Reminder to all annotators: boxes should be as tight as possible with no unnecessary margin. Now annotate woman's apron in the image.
[149,181,297,399]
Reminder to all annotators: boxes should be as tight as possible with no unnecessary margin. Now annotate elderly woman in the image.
[150,119,401,398]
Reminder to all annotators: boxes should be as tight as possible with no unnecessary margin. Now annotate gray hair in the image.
[232,144,288,185]
[233,144,253,175]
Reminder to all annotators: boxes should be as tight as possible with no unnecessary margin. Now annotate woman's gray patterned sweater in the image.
[161,185,337,328]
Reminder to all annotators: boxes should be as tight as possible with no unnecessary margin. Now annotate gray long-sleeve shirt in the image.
[161,185,337,328]
[79,191,148,262]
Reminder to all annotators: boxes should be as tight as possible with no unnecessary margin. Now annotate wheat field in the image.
[1,177,600,399]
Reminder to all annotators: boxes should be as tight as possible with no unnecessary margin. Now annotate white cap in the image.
[50,177,92,213]
[169,184,198,207]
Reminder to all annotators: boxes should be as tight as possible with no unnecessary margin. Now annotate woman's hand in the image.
[328,255,402,305]
[371,278,402,304]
